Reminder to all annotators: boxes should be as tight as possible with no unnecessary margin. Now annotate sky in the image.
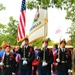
[0,0,72,42]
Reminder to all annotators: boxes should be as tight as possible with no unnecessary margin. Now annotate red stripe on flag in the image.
[22,11,26,25]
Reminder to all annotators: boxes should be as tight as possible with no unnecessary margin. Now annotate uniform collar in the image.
[61,48,65,52]
[24,46,28,49]
[6,53,10,55]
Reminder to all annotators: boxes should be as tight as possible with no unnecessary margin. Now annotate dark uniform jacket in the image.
[3,52,16,74]
[38,48,54,71]
[18,46,35,70]
[57,48,72,72]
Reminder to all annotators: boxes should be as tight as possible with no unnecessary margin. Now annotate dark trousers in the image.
[20,69,31,75]
[0,69,2,75]
[57,71,68,75]
[3,68,12,75]
[38,70,51,75]
[33,66,37,75]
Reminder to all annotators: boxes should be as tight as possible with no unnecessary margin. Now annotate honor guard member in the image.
[56,39,72,75]
[18,37,35,75]
[0,45,16,75]
[38,39,54,75]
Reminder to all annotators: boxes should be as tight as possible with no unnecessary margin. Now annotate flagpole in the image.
[58,27,62,60]
[43,8,48,61]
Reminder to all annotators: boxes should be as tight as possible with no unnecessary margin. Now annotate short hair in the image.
[54,44,58,49]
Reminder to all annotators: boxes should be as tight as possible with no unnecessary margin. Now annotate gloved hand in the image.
[21,41,26,47]
[68,69,71,73]
[42,42,46,48]
[56,58,60,63]
[12,72,15,75]
[42,61,48,67]
[23,60,27,65]
[0,62,4,66]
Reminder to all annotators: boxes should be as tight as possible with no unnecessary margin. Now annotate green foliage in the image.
[0,23,5,34]
[32,38,43,47]
[67,22,75,47]
[5,16,18,45]
[0,16,18,46]
[26,0,65,10]
[32,37,51,47]
[0,3,6,10]
[48,40,55,46]
[26,0,51,10]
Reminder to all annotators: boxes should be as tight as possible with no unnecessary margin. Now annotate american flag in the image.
[17,0,26,42]
[55,28,61,34]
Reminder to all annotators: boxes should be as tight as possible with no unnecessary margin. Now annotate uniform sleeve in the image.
[38,49,43,57]
[10,53,16,73]
[47,49,54,65]
[17,48,21,54]
[27,47,35,64]
[67,50,72,69]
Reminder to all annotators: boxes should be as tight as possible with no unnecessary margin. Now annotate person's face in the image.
[6,47,10,52]
[53,45,56,50]
[25,40,29,45]
[15,47,18,51]
[60,43,66,48]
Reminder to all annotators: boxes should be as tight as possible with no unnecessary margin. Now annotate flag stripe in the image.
[22,11,26,25]
[20,15,25,36]
[17,0,26,42]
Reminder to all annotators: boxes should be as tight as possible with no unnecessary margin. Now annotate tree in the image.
[67,22,75,47]
[32,37,51,47]
[0,3,5,10]
[0,23,5,34]
[26,0,74,9]
[67,40,72,45]
[48,40,55,46]
[5,16,18,45]
[0,16,19,45]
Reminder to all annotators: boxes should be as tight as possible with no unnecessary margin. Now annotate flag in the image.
[29,9,48,43]
[55,28,62,42]
[17,0,26,42]
[55,28,61,34]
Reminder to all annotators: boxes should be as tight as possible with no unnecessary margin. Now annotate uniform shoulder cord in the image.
[58,48,60,59]
[1,52,5,63]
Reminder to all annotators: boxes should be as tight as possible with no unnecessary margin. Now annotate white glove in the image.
[23,60,27,65]
[42,61,47,67]
[0,62,4,66]
[42,42,46,48]
[21,41,26,47]
[12,72,15,75]
[68,69,71,73]
[56,58,60,63]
